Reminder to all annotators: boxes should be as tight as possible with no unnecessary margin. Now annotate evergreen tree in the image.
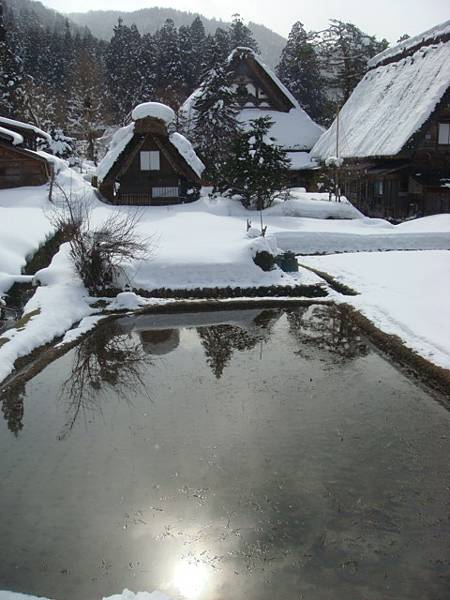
[154,18,185,109]
[314,19,388,103]
[228,14,259,53]
[178,25,194,90]
[0,1,28,118]
[192,48,240,190]
[220,116,290,210]
[276,21,329,123]
[189,16,207,86]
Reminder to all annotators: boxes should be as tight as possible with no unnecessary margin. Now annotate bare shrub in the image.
[50,184,153,294]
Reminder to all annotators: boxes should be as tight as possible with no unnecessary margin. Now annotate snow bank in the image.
[97,123,135,182]
[312,39,450,159]
[0,243,95,384]
[169,132,205,178]
[107,291,148,311]
[0,116,52,143]
[301,250,450,370]
[286,151,318,170]
[131,102,176,124]
[0,126,23,146]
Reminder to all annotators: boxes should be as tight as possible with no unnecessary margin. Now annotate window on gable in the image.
[438,123,450,145]
[140,150,160,170]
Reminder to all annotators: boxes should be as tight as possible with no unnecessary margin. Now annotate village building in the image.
[96,102,204,205]
[311,21,450,220]
[181,47,323,188]
[0,117,52,189]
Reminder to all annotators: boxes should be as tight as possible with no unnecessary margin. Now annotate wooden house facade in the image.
[96,103,204,206]
[0,117,52,189]
[312,22,450,220]
[182,47,323,189]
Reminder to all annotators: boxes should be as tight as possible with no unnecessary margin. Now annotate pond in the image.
[0,306,448,600]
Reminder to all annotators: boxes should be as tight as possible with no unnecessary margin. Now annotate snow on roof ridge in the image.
[368,19,450,68]
[0,116,51,142]
[311,41,450,160]
[169,131,205,178]
[97,122,135,181]
[131,102,176,124]
[0,126,24,146]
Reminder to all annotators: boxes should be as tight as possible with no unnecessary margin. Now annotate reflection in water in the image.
[287,305,369,361]
[0,306,448,600]
[197,310,280,379]
[59,322,153,439]
[1,379,25,436]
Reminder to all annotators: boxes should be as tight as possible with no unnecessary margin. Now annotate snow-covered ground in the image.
[1,168,450,385]
[301,250,450,370]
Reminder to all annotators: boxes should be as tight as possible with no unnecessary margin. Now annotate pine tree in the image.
[154,18,185,109]
[276,22,329,123]
[0,1,28,118]
[228,14,259,53]
[220,116,290,210]
[314,19,388,104]
[189,16,207,86]
[192,47,240,190]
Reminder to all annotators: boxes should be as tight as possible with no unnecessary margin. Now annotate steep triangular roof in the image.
[181,47,323,152]
[312,21,450,161]
[97,103,204,184]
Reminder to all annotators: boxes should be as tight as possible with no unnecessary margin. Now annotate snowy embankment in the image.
[0,590,172,600]
[301,250,450,370]
[0,186,53,298]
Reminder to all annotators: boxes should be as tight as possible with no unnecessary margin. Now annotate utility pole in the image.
[335,108,341,202]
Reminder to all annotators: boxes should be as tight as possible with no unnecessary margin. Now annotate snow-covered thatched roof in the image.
[0,116,51,143]
[312,21,450,161]
[97,105,205,183]
[181,47,323,153]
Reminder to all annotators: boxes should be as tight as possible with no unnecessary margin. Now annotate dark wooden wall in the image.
[0,145,49,189]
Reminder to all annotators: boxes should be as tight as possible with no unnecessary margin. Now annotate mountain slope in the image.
[68,7,286,67]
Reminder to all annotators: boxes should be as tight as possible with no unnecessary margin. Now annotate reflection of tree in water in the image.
[198,310,280,379]
[59,322,153,439]
[1,380,26,436]
[287,305,368,361]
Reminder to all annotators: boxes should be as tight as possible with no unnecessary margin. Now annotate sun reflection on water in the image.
[172,559,210,599]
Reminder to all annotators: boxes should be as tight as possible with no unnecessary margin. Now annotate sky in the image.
[42,0,450,42]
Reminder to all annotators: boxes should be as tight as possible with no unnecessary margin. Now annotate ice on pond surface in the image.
[0,306,448,600]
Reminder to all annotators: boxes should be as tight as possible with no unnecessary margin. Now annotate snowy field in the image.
[1,165,450,384]
[301,250,450,369]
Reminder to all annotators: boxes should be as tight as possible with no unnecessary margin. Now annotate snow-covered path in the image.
[301,250,450,370]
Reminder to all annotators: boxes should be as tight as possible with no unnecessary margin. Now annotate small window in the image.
[152,186,178,198]
[374,180,384,195]
[140,150,160,170]
[438,123,450,145]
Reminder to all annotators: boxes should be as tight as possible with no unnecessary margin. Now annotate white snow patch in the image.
[131,102,176,124]
[0,126,23,146]
[0,116,52,143]
[108,291,148,311]
[169,132,205,178]
[301,250,450,369]
[286,151,318,170]
[55,314,106,347]
[238,107,322,151]
[0,590,174,600]
[97,123,135,182]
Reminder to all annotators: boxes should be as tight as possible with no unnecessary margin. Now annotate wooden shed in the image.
[311,21,450,220]
[0,117,52,189]
[96,102,204,206]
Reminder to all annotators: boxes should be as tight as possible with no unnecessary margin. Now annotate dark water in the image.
[0,306,449,600]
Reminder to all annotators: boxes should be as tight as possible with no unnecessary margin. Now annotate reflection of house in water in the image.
[138,329,180,356]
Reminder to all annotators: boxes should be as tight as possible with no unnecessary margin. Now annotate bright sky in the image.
[43,0,449,42]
